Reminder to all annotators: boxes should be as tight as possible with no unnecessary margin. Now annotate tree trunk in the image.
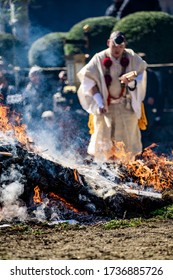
[0,2,6,33]
[10,0,30,43]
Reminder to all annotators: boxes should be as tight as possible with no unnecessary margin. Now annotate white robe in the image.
[77,48,147,160]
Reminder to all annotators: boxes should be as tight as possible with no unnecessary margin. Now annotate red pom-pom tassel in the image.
[102,57,112,68]
[120,56,129,67]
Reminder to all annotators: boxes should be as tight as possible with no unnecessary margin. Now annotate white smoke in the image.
[1,181,24,204]
[0,173,28,222]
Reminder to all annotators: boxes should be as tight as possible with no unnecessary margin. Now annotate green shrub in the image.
[151,204,173,219]
[113,11,173,64]
[64,16,117,57]
[28,32,67,67]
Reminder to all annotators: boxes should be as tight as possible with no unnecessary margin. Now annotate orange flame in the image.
[105,141,132,162]
[104,141,172,191]
[0,104,28,145]
[33,186,43,204]
[74,169,79,181]
[49,192,79,213]
[126,145,173,191]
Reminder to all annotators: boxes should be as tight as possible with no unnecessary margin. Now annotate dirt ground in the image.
[0,218,173,260]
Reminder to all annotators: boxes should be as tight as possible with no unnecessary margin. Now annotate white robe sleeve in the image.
[130,70,147,119]
[77,76,99,114]
[77,51,109,114]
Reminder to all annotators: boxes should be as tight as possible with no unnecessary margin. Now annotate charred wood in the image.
[0,143,172,219]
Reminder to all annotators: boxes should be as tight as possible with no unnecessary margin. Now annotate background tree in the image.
[0,1,6,33]
[64,16,118,58]
[28,32,67,67]
[9,0,30,44]
[113,11,173,64]
[0,0,30,67]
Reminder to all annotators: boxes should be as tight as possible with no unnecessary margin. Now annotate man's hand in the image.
[99,107,107,114]
[119,71,137,85]
[93,92,106,113]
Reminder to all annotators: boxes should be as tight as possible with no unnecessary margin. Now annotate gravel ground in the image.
[0,218,173,260]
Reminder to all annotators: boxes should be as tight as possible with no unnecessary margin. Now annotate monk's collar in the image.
[106,50,123,64]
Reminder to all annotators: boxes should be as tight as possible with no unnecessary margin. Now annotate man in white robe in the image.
[77,31,147,160]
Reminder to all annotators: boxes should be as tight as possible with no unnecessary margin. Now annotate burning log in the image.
[0,141,103,213]
[0,139,172,220]
[0,104,172,221]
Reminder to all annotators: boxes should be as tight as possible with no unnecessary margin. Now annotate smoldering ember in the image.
[0,104,173,225]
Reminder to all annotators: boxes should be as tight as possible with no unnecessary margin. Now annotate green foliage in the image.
[28,32,67,67]
[151,204,173,219]
[64,16,117,57]
[103,218,143,229]
[113,11,173,64]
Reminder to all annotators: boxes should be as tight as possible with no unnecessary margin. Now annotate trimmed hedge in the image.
[64,16,118,57]
[28,32,67,67]
[113,11,173,64]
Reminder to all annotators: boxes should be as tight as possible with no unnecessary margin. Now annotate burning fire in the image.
[105,141,132,161]
[0,102,172,222]
[125,144,173,191]
[33,186,43,204]
[74,169,78,181]
[105,142,173,192]
[48,192,79,213]
[33,185,79,213]
[0,104,28,145]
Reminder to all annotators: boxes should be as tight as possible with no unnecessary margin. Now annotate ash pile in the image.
[0,132,173,225]
[0,137,108,225]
